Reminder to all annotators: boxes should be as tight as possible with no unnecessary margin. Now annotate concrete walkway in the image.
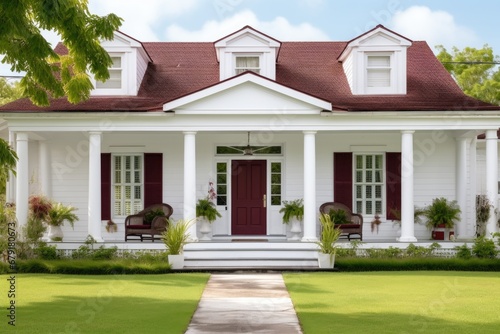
[185,273,303,334]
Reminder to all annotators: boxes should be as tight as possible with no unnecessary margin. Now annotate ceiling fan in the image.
[223,132,273,156]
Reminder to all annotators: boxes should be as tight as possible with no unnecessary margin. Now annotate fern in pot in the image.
[279,199,304,240]
[196,198,222,241]
[45,202,79,242]
[424,197,461,241]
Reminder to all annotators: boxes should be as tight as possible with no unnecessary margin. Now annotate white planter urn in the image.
[318,252,336,269]
[288,218,302,241]
[199,218,212,241]
[168,254,184,269]
[48,225,64,242]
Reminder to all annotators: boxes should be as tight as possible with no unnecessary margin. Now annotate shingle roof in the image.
[1,38,497,112]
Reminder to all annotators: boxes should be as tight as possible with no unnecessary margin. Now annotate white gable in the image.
[163,73,331,114]
[214,26,281,81]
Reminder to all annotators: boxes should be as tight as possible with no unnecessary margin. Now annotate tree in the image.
[0,138,17,195]
[437,45,500,105]
[0,0,122,106]
[0,78,23,106]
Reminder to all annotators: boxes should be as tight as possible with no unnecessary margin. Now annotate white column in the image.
[302,131,317,241]
[39,141,51,197]
[485,130,498,237]
[399,131,417,242]
[88,132,103,242]
[15,132,29,237]
[184,131,198,241]
[455,137,467,239]
[6,131,16,203]
[468,138,478,238]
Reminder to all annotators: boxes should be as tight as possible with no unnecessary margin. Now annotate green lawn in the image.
[1,273,209,334]
[284,271,500,334]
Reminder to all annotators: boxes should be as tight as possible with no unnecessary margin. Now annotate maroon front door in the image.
[231,160,267,235]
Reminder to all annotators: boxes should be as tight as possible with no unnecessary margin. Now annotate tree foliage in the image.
[0,0,122,106]
[437,45,500,105]
[0,78,23,106]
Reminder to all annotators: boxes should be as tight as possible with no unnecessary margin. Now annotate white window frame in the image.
[234,54,261,76]
[92,53,128,95]
[365,52,394,94]
[112,154,144,217]
[353,153,385,216]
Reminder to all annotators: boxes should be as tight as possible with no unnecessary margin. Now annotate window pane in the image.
[366,156,373,169]
[271,174,281,184]
[375,155,383,169]
[271,162,281,173]
[114,202,121,215]
[115,171,121,183]
[368,56,390,67]
[125,202,131,215]
[134,186,141,199]
[375,171,382,183]
[125,186,131,199]
[217,174,227,184]
[114,186,121,199]
[356,156,363,169]
[110,57,122,68]
[368,69,390,87]
[375,185,382,198]
[356,171,363,182]
[217,185,226,195]
[356,185,362,198]
[366,171,372,182]
[217,196,227,206]
[217,162,227,173]
[125,156,131,169]
[356,201,362,213]
[366,186,372,199]
[271,196,281,206]
[366,201,373,215]
[271,185,281,194]
[125,171,131,183]
[375,201,382,214]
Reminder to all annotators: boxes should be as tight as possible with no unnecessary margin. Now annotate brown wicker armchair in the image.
[125,203,173,242]
[319,202,363,241]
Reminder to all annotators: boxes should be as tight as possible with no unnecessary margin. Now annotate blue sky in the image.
[1,0,499,76]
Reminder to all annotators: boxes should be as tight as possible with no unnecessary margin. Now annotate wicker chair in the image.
[125,203,173,242]
[319,202,363,241]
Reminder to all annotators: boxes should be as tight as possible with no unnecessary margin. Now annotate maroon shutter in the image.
[101,153,111,220]
[386,152,401,220]
[334,152,353,210]
[144,153,163,207]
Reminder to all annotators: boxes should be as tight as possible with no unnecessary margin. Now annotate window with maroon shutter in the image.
[101,153,163,218]
[386,152,401,220]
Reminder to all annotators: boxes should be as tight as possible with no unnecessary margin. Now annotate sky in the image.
[1,0,499,76]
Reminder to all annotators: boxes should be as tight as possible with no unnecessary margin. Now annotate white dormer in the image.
[338,25,412,95]
[91,31,152,96]
[214,26,281,81]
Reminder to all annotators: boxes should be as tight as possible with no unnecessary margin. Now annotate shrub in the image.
[455,244,472,259]
[366,247,403,258]
[472,237,498,259]
[35,243,59,260]
[92,246,118,260]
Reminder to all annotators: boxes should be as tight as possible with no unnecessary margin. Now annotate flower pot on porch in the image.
[288,218,302,241]
[318,252,335,269]
[199,218,212,241]
[168,254,184,269]
[431,225,454,241]
[48,225,64,242]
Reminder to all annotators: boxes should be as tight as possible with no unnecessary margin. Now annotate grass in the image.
[0,273,209,334]
[284,271,500,334]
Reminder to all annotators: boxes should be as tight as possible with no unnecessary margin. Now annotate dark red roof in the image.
[1,39,497,112]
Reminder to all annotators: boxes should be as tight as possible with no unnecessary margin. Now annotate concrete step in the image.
[183,241,320,268]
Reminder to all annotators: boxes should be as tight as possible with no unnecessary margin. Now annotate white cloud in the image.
[88,0,201,41]
[391,6,478,49]
[165,10,330,41]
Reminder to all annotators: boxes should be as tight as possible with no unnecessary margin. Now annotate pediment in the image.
[163,73,331,114]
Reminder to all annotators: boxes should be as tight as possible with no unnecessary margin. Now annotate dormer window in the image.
[338,25,411,95]
[96,56,123,89]
[366,52,392,93]
[235,55,260,75]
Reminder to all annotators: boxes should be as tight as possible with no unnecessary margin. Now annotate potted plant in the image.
[279,199,304,240]
[424,197,461,241]
[316,213,342,268]
[196,197,222,241]
[475,195,491,237]
[162,218,194,269]
[45,202,79,242]
[105,220,117,233]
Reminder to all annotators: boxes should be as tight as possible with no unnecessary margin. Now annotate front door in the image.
[231,160,267,235]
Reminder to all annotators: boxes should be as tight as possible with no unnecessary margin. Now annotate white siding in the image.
[136,50,149,92]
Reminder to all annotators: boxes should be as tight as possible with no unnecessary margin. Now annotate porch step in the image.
[183,242,319,268]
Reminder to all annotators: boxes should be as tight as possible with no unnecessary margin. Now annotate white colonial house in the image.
[1,25,499,267]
